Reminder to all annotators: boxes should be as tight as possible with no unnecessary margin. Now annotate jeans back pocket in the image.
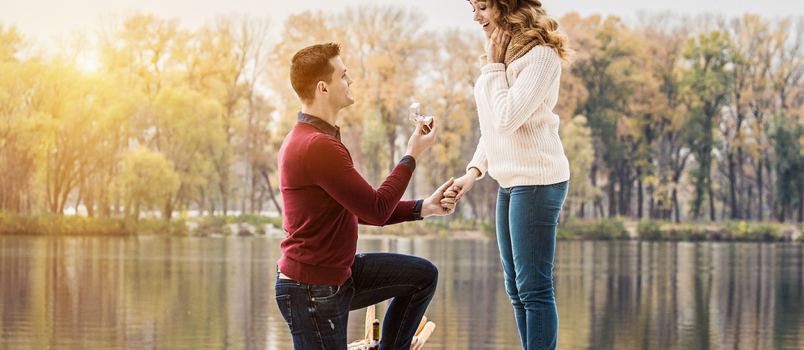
[275,294,293,331]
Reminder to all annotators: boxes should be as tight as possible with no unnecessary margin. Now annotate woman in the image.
[449,1,574,349]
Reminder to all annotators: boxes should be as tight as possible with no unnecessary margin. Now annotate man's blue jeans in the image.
[496,182,568,350]
[275,253,438,350]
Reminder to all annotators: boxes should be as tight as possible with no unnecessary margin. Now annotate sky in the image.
[2,0,803,51]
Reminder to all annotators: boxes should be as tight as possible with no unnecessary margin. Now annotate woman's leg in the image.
[496,186,529,346]
[504,182,568,350]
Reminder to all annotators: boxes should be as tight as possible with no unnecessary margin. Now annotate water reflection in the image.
[0,237,802,349]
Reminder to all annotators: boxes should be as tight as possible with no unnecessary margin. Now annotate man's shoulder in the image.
[284,127,349,164]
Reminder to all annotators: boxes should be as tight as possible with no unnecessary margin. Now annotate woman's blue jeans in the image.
[496,182,568,350]
[275,253,438,350]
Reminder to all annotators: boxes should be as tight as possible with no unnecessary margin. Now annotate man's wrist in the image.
[399,155,416,172]
[413,199,424,220]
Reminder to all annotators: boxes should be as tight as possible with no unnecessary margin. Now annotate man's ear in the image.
[316,81,328,96]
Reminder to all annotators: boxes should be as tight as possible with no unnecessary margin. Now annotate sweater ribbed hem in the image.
[495,170,570,189]
[277,255,351,286]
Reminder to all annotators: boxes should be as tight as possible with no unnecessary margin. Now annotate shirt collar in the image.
[297,112,341,140]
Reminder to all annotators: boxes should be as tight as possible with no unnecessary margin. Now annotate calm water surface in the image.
[1,236,803,349]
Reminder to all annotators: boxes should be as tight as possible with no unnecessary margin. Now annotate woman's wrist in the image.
[467,167,481,180]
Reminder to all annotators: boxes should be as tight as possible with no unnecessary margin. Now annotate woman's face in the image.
[470,0,497,38]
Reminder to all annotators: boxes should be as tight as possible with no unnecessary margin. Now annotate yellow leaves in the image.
[0,22,24,62]
[561,115,599,203]
[121,146,181,214]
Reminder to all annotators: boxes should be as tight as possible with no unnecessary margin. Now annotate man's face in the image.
[326,56,354,109]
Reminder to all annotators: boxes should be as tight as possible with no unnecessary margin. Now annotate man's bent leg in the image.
[275,273,354,350]
[349,253,438,350]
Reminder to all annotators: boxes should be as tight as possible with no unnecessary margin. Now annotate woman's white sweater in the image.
[467,45,570,188]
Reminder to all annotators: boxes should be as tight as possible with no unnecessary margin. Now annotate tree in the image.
[121,146,180,220]
[680,30,734,221]
[634,13,691,221]
[561,116,599,220]
[770,112,804,221]
[561,13,642,218]
[0,25,43,213]
[150,87,225,220]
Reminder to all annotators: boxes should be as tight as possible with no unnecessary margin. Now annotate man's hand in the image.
[421,178,457,217]
[443,168,481,209]
[405,119,437,160]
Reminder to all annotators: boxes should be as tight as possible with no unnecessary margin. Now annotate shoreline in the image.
[1,213,801,242]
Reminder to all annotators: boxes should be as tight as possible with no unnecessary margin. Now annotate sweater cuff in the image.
[413,199,424,221]
[481,63,505,74]
[399,155,416,172]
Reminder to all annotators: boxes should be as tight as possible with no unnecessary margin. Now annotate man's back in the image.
[278,115,415,286]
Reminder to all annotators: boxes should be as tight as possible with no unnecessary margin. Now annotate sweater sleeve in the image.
[466,136,489,180]
[358,200,418,226]
[308,135,414,225]
[476,47,560,135]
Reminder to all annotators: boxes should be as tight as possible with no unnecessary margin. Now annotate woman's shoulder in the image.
[509,45,560,71]
[520,45,559,62]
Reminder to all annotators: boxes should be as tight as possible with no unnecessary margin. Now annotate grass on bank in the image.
[634,219,795,242]
[0,212,188,236]
[0,211,800,242]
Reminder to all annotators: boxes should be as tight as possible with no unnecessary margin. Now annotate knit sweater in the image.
[467,45,570,188]
[278,119,418,286]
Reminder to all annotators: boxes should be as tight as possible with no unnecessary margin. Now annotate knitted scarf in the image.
[503,29,540,67]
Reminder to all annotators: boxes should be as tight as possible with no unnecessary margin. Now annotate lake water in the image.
[1,236,802,349]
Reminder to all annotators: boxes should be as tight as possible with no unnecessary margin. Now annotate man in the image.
[275,42,456,350]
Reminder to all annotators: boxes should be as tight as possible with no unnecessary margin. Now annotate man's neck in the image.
[301,103,338,127]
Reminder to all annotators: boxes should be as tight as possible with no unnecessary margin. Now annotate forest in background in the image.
[1,5,804,225]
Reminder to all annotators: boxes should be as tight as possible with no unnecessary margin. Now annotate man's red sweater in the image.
[277,113,419,286]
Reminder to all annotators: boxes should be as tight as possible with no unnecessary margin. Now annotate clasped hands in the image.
[421,168,480,217]
[406,118,477,217]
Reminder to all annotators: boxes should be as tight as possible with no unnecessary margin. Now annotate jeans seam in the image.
[307,285,326,350]
[353,284,420,298]
[354,284,423,349]
[393,289,420,350]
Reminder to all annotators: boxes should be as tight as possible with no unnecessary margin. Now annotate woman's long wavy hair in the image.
[476,0,574,66]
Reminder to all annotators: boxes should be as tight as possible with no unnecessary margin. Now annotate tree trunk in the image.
[757,158,764,221]
[708,176,716,221]
[608,171,617,218]
[766,153,775,221]
[728,152,739,219]
[739,147,748,220]
[672,187,680,223]
[637,171,643,220]
[261,170,282,216]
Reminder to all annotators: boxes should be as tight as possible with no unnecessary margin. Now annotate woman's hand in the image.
[443,168,481,207]
[487,27,511,64]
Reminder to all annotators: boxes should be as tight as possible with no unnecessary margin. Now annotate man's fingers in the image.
[426,121,438,137]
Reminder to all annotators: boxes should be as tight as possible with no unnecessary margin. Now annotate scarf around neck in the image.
[503,29,540,67]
